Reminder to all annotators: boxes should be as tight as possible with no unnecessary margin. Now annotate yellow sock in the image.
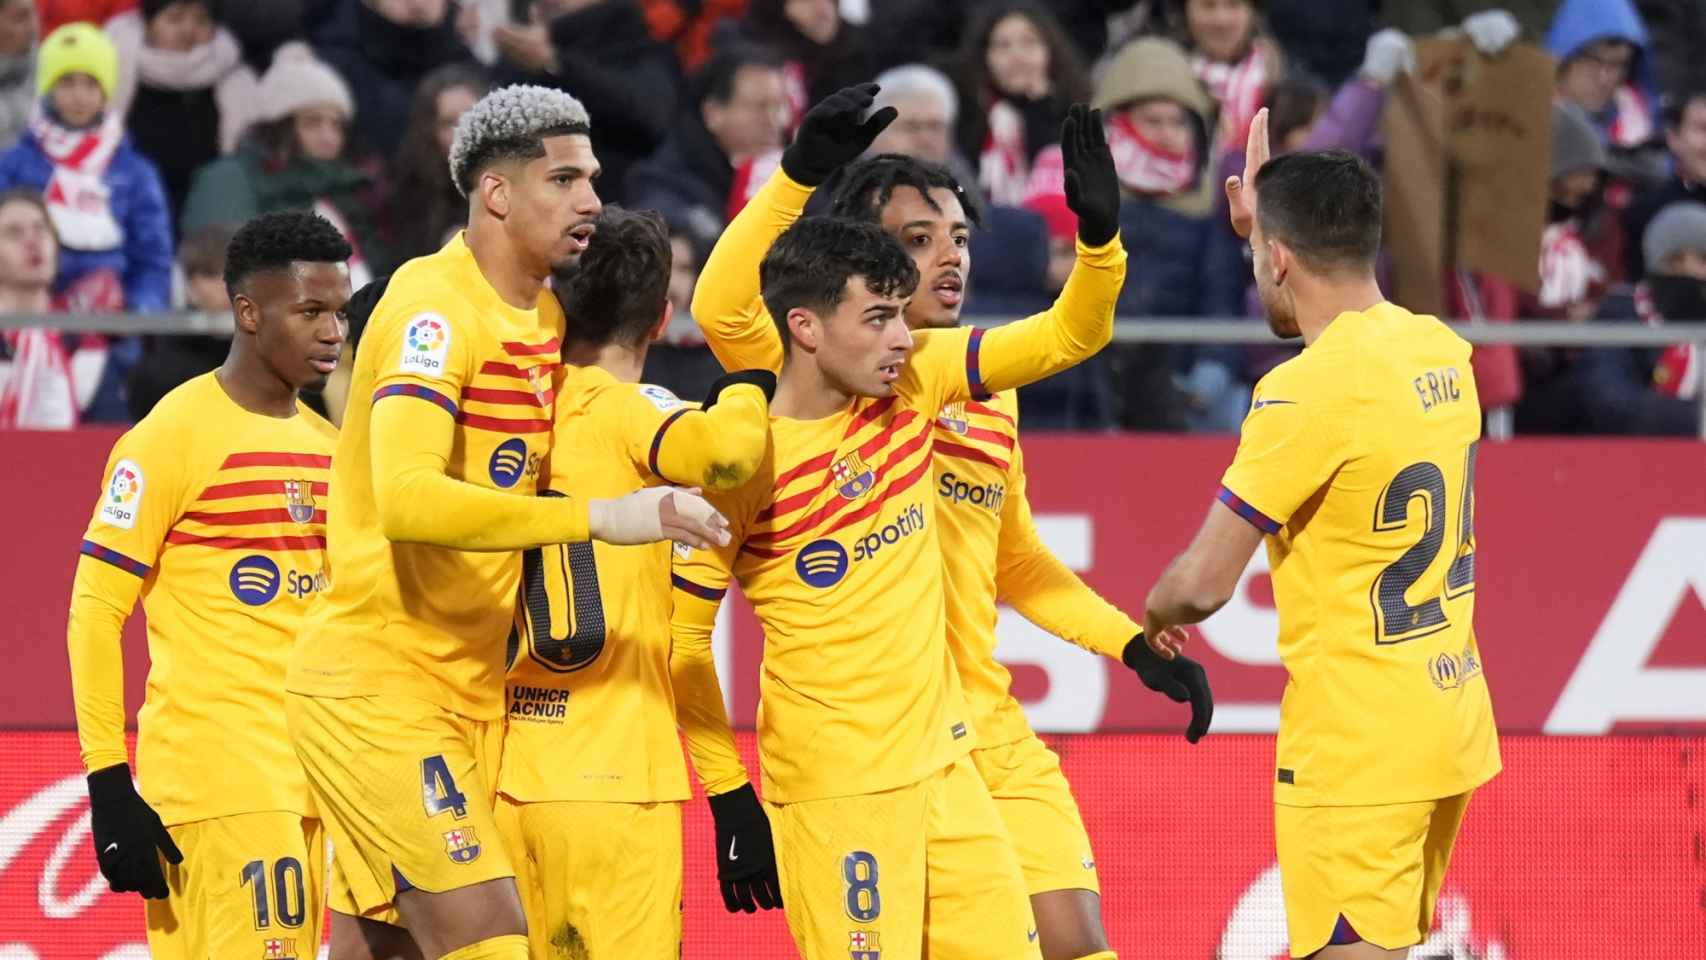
[437,934,530,960]
[1073,952,1118,960]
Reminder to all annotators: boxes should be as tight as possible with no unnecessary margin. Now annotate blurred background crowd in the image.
[0,0,1702,436]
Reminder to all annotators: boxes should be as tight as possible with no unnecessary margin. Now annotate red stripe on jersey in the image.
[771,452,835,492]
[480,360,558,380]
[219,452,333,469]
[742,452,934,559]
[165,531,327,551]
[748,416,931,544]
[456,411,552,433]
[180,508,328,527]
[502,338,560,356]
[934,440,1010,471]
[965,400,1014,428]
[196,480,329,502]
[958,424,1015,449]
[462,386,552,408]
[757,411,921,524]
[843,396,896,438]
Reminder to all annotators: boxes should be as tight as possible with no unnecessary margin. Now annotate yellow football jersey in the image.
[288,233,563,720]
[1219,302,1501,807]
[69,372,334,825]
[500,366,745,804]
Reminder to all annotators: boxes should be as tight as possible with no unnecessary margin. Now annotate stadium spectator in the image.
[1546,0,1654,151]
[487,0,678,209]
[0,188,107,427]
[635,0,746,73]
[180,42,380,287]
[379,60,485,271]
[866,63,973,181]
[1622,87,1706,280]
[1532,101,1619,321]
[309,0,470,156]
[1263,0,1375,87]
[625,43,787,255]
[107,0,260,227]
[124,220,230,419]
[221,1,304,72]
[36,0,132,35]
[953,2,1088,206]
[733,0,870,124]
[1161,0,1283,152]
[0,0,38,149]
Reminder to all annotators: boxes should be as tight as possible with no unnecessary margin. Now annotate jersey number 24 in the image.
[1370,441,1477,644]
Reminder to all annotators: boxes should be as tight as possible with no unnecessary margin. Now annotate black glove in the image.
[703,369,778,409]
[87,764,181,899]
[781,82,899,187]
[1123,636,1214,743]
[708,784,782,913]
[1060,104,1121,247]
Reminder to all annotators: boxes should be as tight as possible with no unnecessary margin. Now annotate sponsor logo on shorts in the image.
[849,930,881,960]
[508,684,569,721]
[443,827,481,864]
[1428,641,1484,691]
[99,459,143,529]
[262,937,298,959]
[399,313,450,375]
[489,438,529,488]
[937,471,1004,513]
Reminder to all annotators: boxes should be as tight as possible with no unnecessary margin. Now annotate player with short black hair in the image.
[496,205,775,956]
[672,83,1133,957]
[1142,111,1500,960]
[68,209,351,959]
[286,87,730,960]
[691,87,1212,960]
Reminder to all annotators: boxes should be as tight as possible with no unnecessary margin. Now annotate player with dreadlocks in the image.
[687,84,1215,960]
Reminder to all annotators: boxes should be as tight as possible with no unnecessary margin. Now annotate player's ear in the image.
[232,293,261,335]
[480,170,510,219]
[787,307,820,351]
[650,299,674,344]
[1267,238,1291,287]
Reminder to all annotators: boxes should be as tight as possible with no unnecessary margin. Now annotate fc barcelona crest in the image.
[936,402,969,435]
[526,365,550,406]
[262,938,298,960]
[832,452,874,500]
[283,480,315,525]
[444,827,482,864]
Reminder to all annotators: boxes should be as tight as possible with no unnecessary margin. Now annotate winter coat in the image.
[0,126,171,310]
[0,53,33,149]
[309,0,471,156]
[494,0,680,207]
[1622,176,1706,280]
[1576,287,1699,434]
[179,140,381,263]
[624,111,734,249]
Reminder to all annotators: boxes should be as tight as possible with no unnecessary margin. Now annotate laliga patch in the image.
[399,312,451,376]
[99,458,143,529]
[639,383,683,412]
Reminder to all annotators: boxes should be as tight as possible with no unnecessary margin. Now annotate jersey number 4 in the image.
[509,492,608,673]
[1370,441,1477,644]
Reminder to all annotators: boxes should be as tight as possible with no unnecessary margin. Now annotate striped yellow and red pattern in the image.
[166,451,332,553]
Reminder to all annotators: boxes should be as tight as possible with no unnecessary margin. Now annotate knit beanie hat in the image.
[255,42,354,123]
[36,22,118,99]
[1551,100,1607,180]
[1643,202,1706,271]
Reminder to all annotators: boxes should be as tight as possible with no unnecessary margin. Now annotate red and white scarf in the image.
[1634,282,1700,399]
[727,148,783,223]
[0,328,78,428]
[1608,84,1653,148]
[1537,221,1603,309]
[30,107,125,254]
[1192,39,1268,149]
[1022,113,1197,240]
[979,99,1031,207]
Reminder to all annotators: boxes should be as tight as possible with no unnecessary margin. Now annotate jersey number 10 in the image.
[1370,441,1477,644]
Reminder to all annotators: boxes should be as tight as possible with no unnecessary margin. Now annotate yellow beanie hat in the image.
[37,22,119,100]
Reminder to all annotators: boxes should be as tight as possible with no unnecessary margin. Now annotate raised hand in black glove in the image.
[87,764,182,899]
[1123,635,1214,743]
[781,82,899,187]
[703,369,778,409]
[1059,103,1121,247]
[708,784,783,913]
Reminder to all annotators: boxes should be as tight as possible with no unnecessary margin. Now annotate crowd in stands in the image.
[0,0,1701,435]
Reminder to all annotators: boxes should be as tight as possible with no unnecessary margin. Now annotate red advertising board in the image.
[1,732,1701,959]
[6,431,1705,735]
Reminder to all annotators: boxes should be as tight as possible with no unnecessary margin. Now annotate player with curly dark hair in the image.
[66,208,352,958]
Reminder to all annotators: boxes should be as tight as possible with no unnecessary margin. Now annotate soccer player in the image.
[689,85,1214,960]
[285,86,729,960]
[669,101,1127,957]
[67,210,351,959]
[1139,112,1500,960]
[494,206,775,958]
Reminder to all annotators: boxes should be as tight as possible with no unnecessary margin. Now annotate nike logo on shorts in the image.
[728,837,739,861]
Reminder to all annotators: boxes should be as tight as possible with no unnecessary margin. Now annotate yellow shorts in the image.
[495,796,683,959]
[144,811,324,960]
[972,735,1100,897]
[286,692,513,917]
[766,756,1039,960]
[1275,791,1474,957]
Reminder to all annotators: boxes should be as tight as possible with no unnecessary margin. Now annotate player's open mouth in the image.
[878,360,903,382]
[309,355,339,374]
[567,223,596,251]
[932,273,963,307]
